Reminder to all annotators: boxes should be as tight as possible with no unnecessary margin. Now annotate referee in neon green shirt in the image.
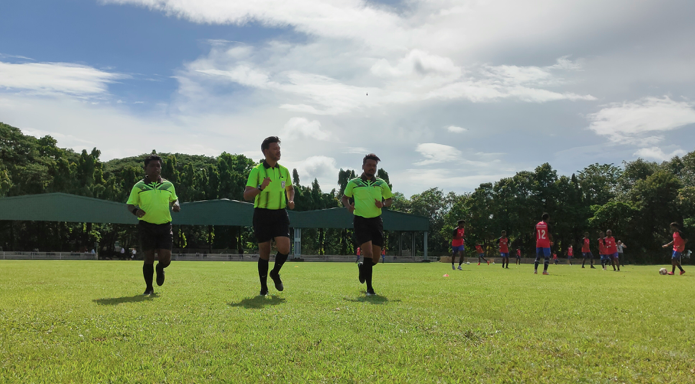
[341,154,393,296]
[126,155,180,295]
[244,136,295,296]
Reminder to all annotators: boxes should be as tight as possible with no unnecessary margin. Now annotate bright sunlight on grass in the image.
[1,260,694,383]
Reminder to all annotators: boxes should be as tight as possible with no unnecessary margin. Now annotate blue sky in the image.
[1,0,694,196]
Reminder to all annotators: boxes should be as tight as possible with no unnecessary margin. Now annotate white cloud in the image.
[587,97,695,145]
[414,143,461,165]
[0,61,123,96]
[633,147,687,162]
[344,146,370,154]
[446,125,467,133]
[281,117,331,141]
[286,155,340,188]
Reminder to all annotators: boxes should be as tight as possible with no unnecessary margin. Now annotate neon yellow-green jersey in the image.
[343,175,393,218]
[245,161,293,210]
[126,179,178,224]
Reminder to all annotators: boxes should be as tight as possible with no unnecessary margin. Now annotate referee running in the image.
[244,136,295,296]
[341,154,393,296]
[126,154,180,295]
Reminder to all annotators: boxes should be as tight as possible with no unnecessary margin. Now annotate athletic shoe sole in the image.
[358,262,365,284]
[269,270,284,291]
[366,291,377,296]
[156,265,165,286]
[143,288,154,296]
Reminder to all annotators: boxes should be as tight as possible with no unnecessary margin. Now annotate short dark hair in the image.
[144,155,162,167]
[457,219,465,225]
[541,213,549,220]
[363,153,381,165]
[670,222,680,228]
[261,136,281,154]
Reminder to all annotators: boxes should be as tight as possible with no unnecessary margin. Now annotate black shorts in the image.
[253,208,290,243]
[139,221,173,251]
[354,216,384,248]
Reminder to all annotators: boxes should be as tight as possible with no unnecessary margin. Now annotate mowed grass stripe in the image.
[1,261,693,383]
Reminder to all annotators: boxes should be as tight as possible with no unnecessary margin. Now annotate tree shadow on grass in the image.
[343,295,399,305]
[229,295,286,309]
[93,293,159,306]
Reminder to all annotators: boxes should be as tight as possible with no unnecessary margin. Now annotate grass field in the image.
[1,260,694,383]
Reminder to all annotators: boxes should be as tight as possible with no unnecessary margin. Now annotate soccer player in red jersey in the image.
[475,243,488,265]
[451,220,466,270]
[581,232,595,269]
[534,213,553,275]
[497,230,510,269]
[566,245,574,266]
[598,231,608,270]
[662,222,688,275]
[605,229,619,271]
[515,247,522,265]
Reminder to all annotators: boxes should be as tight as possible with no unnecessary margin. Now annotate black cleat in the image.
[591,266,596,269]
[259,288,269,296]
[269,270,284,291]
[358,262,365,284]
[156,264,165,286]
[366,290,376,296]
[143,288,154,296]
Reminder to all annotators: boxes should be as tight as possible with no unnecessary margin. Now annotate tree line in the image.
[0,122,692,263]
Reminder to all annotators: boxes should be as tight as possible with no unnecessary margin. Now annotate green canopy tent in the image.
[0,193,431,258]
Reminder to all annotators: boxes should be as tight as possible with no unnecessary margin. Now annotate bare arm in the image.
[126,204,146,218]
[286,186,295,209]
[244,177,272,201]
[171,199,180,212]
[244,186,259,201]
[383,197,392,207]
[342,195,355,213]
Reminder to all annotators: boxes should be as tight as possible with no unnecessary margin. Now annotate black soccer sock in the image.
[677,264,684,271]
[143,263,154,289]
[258,258,269,290]
[672,265,676,273]
[158,260,170,269]
[544,259,549,271]
[534,258,539,270]
[272,252,288,273]
[363,257,374,292]
[582,259,586,267]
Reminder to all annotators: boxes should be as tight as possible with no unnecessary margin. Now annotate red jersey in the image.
[597,238,605,255]
[582,238,590,252]
[605,236,617,254]
[516,249,521,256]
[475,245,484,253]
[535,221,551,248]
[452,227,465,247]
[498,237,509,253]
[673,231,686,252]
[568,246,573,256]
[552,253,558,259]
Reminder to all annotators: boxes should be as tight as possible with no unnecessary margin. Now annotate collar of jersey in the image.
[263,160,280,169]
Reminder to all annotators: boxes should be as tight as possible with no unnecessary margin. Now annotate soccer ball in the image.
[466,262,470,265]
[659,268,667,275]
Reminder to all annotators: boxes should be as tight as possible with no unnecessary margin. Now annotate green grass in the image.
[1,260,694,383]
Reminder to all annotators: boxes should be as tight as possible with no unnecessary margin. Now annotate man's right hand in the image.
[136,209,146,218]
[347,203,355,214]
[260,177,272,189]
